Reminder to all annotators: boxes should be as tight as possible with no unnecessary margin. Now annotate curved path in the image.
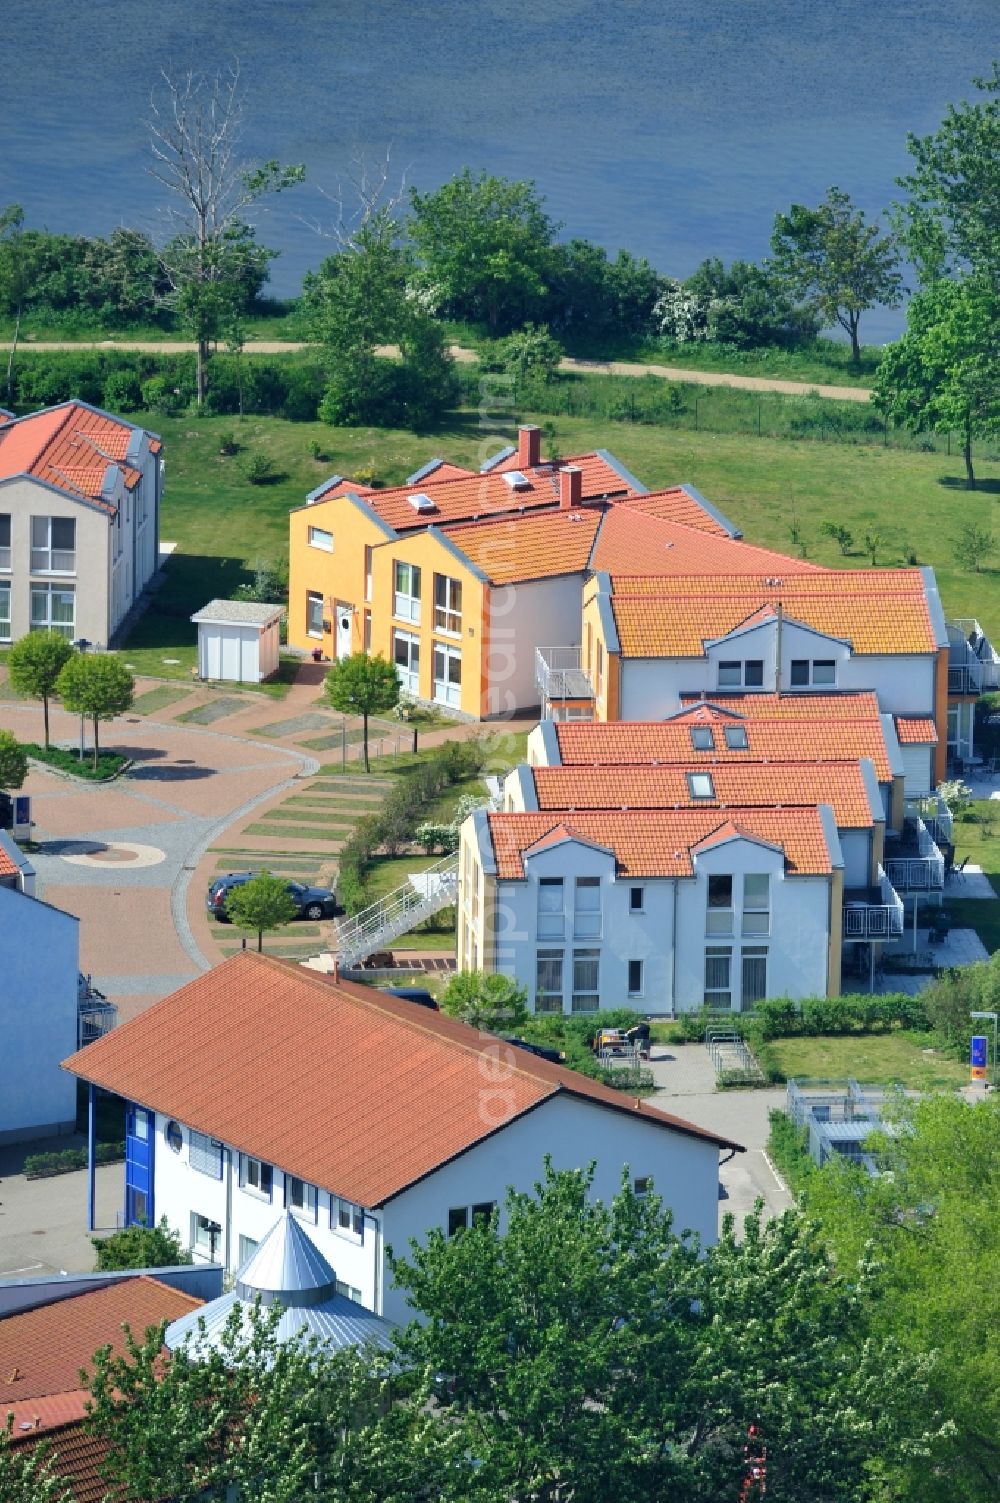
[18,338,873,402]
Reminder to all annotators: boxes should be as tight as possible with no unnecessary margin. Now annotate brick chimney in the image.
[518,424,541,469]
[559,465,583,509]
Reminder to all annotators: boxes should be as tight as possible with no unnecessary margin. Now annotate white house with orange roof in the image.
[0,401,162,647]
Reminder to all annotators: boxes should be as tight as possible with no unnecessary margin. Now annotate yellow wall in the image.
[581,583,620,722]
[288,495,386,657]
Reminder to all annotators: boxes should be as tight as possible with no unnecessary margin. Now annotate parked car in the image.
[378,986,439,1012]
[206,872,337,922]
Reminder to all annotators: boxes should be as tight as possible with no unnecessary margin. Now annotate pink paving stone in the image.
[133,764,305,817]
[29,789,181,836]
[43,885,198,979]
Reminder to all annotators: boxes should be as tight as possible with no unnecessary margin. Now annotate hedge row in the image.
[24,1141,125,1178]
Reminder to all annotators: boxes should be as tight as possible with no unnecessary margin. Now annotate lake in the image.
[2,0,997,341]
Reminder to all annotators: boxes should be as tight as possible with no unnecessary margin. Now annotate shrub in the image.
[242,451,280,485]
[415,821,459,855]
[140,373,188,413]
[218,430,239,455]
[24,1141,125,1178]
[767,1108,814,1195]
[335,862,367,916]
[92,1216,192,1270]
[102,369,144,411]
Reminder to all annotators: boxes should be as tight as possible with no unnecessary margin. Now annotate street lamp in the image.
[971,1010,997,1089]
[72,638,90,761]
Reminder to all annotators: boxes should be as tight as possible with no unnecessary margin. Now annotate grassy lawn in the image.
[941,802,1000,953]
[767,1031,967,1090]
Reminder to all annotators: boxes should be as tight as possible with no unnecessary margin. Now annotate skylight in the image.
[690,727,715,751]
[724,725,749,749]
[408,493,436,513]
[502,470,531,490]
[687,772,716,799]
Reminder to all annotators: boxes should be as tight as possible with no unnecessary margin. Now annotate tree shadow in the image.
[938,475,1000,494]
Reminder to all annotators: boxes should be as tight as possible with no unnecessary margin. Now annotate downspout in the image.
[670,879,678,1015]
[363,1210,382,1315]
[87,1082,96,1233]
[775,600,783,697]
[223,1146,233,1272]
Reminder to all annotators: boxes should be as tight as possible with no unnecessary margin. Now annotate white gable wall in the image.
[0,886,79,1141]
[486,573,584,716]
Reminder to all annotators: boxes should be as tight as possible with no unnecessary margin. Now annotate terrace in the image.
[884,815,946,893]
[535,647,595,721]
[843,865,905,941]
[947,618,1000,696]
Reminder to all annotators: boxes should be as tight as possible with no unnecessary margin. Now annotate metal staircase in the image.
[335,855,459,968]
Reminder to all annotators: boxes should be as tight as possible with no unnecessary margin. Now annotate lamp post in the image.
[72,637,90,760]
[971,1010,998,1088]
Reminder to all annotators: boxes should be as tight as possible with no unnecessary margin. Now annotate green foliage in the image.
[0,729,27,791]
[224,869,298,951]
[325,652,400,771]
[439,970,529,1032]
[544,238,661,343]
[749,991,929,1040]
[771,186,902,360]
[678,255,820,348]
[954,519,994,571]
[55,652,134,769]
[241,449,281,485]
[92,1216,191,1270]
[21,742,127,780]
[766,1108,815,1195]
[920,950,1000,1057]
[6,628,73,749]
[863,527,883,564]
[820,519,853,554]
[0,1420,73,1503]
[24,1142,124,1178]
[481,321,564,388]
[414,820,459,855]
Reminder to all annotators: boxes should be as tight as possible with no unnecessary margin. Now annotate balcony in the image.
[78,974,117,1048]
[884,815,945,892]
[843,866,905,940]
[535,647,595,719]
[906,792,953,848]
[948,618,1000,695]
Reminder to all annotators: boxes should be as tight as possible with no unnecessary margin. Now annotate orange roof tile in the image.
[552,716,894,781]
[606,570,936,657]
[63,955,740,1205]
[487,807,834,879]
[0,1277,201,1405]
[0,846,18,878]
[591,509,820,577]
[894,716,938,745]
[9,1420,112,1503]
[0,402,154,510]
[613,486,734,536]
[530,760,876,827]
[441,506,602,583]
[679,691,882,719]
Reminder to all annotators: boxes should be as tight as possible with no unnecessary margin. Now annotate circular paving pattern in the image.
[60,840,167,870]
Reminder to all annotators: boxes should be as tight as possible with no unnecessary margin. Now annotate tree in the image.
[955,520,994,571]
[55,653,134,769]
[0,203,26,406]
[0,730,27,793]
[224,869,297,952]
[440,971,528,1033]
[325,652,400,773]
[872,276,1000,488]
[0,1422,72,1503]
[820,520,853,555]
[6,629,74,749]
[409,168,556,332]
[770,187,902,362]
[147,65,304,405]
[682,256,819,348]
[92,1217,192,1270]
[481,322,564,390]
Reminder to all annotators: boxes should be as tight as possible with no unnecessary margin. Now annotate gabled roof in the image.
[486,806,834,879]
[440,505,602,584]
[62,954,741,1207]
[894,715,938,745]
[0,401,157,511]
[616,485,739,537]
[690,820,782,856]
[679,691,882,719]
[523,822,614,858]
[590,508,820,578]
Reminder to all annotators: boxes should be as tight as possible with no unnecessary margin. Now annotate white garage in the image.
[190,599,284,685]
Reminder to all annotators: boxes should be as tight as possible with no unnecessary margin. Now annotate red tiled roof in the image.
[529,760,876,827]
[552,715,895,781]
[0,402,153,510]
[591,509,820,577]
[0,845,18,878]
[894,715,939,745]
[63,955,740,1205]
[488,806,834,879]
[679,691,882,719]
[9,1420,113,1503]
[0,1277,201,1405]
[614,486,734,536]
[441,507,602,583]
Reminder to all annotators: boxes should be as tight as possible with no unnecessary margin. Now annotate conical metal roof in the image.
[235,1211,337,1306]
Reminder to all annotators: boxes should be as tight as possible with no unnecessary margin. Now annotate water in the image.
[2,0,997,341]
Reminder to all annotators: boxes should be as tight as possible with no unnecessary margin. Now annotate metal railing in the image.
[884,817,945,891]
[535,646,595,706]
[336,855,459,969]
[704,1025,765,1083]
[843,866,905,939]
[908,793,953,847]
[78,976,117,1048]
[948,618,1000,695]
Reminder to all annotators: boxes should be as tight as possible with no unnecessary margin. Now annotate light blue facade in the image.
[0,884,79,1141]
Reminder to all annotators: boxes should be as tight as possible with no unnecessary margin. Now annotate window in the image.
[707,874,733,935]
[164,1120,183,1153]
[432,642,461,708]
[0,582,10,641]
[705,946,733,1008]
[596,641,605,700]
[742,946,768,1007]
[690,726,715,751]
[744,659,764,687]
[306,590,324,638]
[30,516,75,574]
[308,525,333,552]
[535,948,563,1012]
[724,725,748,750]
[634,1176,652,1196]
[30,584,74,639]
[448,1203,496,1236]
[688,772,715,799]
[337,1280,362,1303]
[364,609,372,654]
[572,948,600,1013]
[447,1206,467,1238]
[629,886,644,913]
[434,573,462,634]
[192,1213,222,1259]
[238,1235,259,1266]
[335,1197,364,1237]
[189,1131,223,1179]
[537,878,564,939]
[132,1110,149,1142]
[742,874,770,936]
[364,545,373,601]
[240,1156,273,1201]
[574,876,601,938]
[0,514,9,570]
[393,629,420,695]
[130,1189,149,1226]
[791,659,837,688]
[394,561,421,623]
[285,1175,318,1220]
[718,659,763,688]
[628,959,644,996]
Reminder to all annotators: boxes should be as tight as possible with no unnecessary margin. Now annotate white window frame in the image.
[535,948,564,1013]
[741,945,768,1008]
[742,873,771,935]
[364,545,373,602]
[306,590,324,639]
[238,1234,259,1266]
[393,629,420,696]
[707,873,734,935]
[537,877,564,939]
[240,1155,273,1202]
[191,1212,222,1259]
[571,947,600,1013]
[627,958,644,997]
[432,641,461,708]
[30,584,75,639]
[308,525,334,552]
[30,515,76,575]
[334,1197,364,1238]
[629,885,644,913]
[0,580,11,643]
[337,1279,362,1303]
[574,876,602,939]
[447,1202,496,1237]
[0,513,9,571]
[394,561,421,623]
[718,659,763,689]
[790,658,837,688]
[285,1174,318,1222]
[705,946,733,1009]
[434,572,462,635]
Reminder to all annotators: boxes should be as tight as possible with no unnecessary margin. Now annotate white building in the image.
[191,599,283,684]
[0,401,162,647]
[63,953,742,1320]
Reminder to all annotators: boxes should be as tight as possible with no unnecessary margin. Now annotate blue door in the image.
[124,1105,155,1227]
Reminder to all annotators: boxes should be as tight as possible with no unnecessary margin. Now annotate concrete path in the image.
[0,1153,120,1278]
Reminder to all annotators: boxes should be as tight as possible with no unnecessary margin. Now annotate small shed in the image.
[190,599,284,684]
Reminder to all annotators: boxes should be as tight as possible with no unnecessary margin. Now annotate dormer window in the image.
[724,725,748,750]
[690,726,715,751]
[718,659,763,689]
[790,659,837,688]
[688,772,715,799]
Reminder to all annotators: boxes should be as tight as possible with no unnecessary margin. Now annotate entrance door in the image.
[336,605,354,659]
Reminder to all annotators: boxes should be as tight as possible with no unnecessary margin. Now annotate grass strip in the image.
[131,684,193,715]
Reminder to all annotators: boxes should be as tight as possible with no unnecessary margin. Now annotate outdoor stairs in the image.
[335,854,460,968]
[704,1025,766,1084]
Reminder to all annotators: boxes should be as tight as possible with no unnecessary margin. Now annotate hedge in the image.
[24,1141,125,1178]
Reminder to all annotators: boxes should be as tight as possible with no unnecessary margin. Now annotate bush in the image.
[767,1109,814,1195]
[92,1216,192,1270]
[24,742,128,780]
[750,992,928,1040]
[218,430,239,455]
[242,451,280,485]
[335,862,367,916]
[102,368,144,411]
[24,1141,125,1178]
[415,821,460,855]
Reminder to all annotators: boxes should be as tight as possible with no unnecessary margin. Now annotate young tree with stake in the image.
[6,629,73,750]
[55,654,134,770]
[224,870,297,952]
[325,652,400,773]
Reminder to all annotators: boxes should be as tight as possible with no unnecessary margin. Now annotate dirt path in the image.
[17,338,873,402]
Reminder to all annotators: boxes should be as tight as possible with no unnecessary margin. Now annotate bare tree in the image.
[313,147,408,252]
[147,64,303,404]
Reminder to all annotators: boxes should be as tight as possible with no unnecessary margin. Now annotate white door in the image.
[221,629,241,681]
[336,606,354,660]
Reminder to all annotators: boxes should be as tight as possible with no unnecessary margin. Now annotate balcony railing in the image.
[843,866,905,940]
[78,975,117,1048]
[907,793,953,847]
[535,646,595,709]
[884,816,945,891]
[948,618,1000,695]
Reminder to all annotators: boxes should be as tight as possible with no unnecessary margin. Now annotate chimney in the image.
[518,424,541,469]
[331,958,341,984]
[559,466,583,510]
